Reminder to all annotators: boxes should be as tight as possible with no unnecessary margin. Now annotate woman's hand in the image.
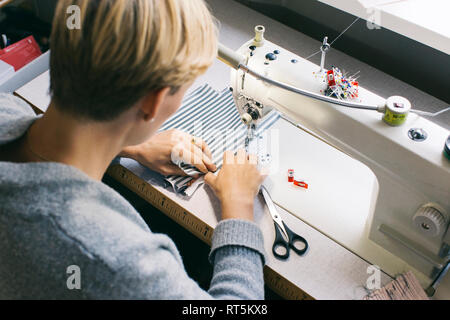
[205,149,265,222]
[121,129,217,177]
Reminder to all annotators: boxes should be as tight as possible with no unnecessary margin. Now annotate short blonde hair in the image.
[50,0,218,121]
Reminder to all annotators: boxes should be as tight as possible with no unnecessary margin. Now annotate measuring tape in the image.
[106,164,313,300]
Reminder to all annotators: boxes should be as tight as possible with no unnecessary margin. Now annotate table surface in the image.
[14,0,450,299]
[319,0,450,55]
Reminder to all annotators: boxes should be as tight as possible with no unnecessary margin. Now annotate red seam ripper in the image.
[294,180,308,189]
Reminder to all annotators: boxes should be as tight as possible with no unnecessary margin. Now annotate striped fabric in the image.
[160,84,280,196]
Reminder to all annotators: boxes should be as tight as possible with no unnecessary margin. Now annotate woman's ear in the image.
[140,87,171,122]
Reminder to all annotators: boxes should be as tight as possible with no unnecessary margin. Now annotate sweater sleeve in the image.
[80,218,266,300]
[208,219,266,300]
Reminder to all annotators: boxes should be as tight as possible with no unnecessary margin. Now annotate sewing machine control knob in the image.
[265,53,277,61]
[413,205,447,237]
[444,135,450,160]
[408,128,428,142]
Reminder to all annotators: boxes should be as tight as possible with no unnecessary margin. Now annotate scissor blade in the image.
[260,186,288,239]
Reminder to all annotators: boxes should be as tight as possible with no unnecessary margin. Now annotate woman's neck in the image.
[25,102,130,180]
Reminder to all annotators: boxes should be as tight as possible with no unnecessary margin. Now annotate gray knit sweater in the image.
[0,93,265,299]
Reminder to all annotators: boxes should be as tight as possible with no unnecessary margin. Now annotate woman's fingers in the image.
[204,172,217,189]
[192,136,213,160]
[236,148,247,164]
[248,153,258,165]
[223,149,255,165]
[191,144,216,172]
[163,164,188,177]
[202,156,217,172]
[223,150,235,165]
[179,147,209,173]
[190,137,216,172]
[170,135,217,173]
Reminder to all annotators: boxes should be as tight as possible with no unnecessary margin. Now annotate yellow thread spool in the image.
[383,96,411,126]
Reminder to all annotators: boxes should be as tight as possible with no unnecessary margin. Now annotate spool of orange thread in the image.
[287,169,294,182]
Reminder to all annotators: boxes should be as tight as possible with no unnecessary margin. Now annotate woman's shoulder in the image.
[0,161,149,231]
[0,162,184,299]
[0,161,161,261]
[0,93,36,118]
[0,93,37,144]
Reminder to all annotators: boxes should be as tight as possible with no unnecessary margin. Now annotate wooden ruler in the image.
[106,164,314,300]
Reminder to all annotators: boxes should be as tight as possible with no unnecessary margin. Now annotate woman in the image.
[0,0,265,299]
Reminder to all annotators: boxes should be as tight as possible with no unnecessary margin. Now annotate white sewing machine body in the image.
[223,28,450,292]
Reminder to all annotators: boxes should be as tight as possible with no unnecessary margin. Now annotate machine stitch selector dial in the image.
[413,205,447,237]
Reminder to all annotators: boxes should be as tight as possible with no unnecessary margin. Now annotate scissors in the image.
[260,185,309,260]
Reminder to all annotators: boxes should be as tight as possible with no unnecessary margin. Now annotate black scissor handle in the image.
[284,222,308,256]
[272,222,309,260]
[272,222,290,260]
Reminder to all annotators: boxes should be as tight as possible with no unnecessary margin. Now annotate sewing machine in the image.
[218,26,450,295]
